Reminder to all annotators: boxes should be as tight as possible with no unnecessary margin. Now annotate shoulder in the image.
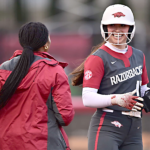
[84,54,104,71]
[85,54,104,64]
[32,53,68,68]
[130,46,144,56]
[42,59,67,76]
[92,48,107,57]
[130,46,145,62]
[35,59,67,88]
[0,56,20,71]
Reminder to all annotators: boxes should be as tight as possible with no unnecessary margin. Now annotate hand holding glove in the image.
[111,89,143,111]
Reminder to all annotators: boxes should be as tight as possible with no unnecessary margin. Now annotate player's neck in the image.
[105,42,127,54]
[111,43,127,49]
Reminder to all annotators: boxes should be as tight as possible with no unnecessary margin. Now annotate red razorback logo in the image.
[112,12,125,17]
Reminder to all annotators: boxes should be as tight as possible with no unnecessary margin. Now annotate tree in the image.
[14,0,27,23]
[47,0,61,16]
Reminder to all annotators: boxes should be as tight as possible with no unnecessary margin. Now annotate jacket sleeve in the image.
[51,65,75,126]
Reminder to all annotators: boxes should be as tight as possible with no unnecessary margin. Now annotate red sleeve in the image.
[141,54,149,85]
[83,55,104,89]
[52,66,75,126]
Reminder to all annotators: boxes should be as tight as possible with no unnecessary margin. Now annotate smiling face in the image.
[107,24,130,49]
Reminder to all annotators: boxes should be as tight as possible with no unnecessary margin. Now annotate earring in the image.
[45,46,48,50]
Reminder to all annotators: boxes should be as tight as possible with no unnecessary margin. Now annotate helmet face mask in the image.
[103,32,132,45]
[100,4,135,45]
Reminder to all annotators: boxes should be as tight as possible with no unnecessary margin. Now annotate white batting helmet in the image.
[100,4,135,45]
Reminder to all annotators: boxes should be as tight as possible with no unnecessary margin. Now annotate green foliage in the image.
[70,84,82,96]
[14,0,27,23]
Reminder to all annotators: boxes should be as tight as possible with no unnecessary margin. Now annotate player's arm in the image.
[83,87,143,111]
[82,55,113,107]
[51,66,75,126]
[82,87,112,107]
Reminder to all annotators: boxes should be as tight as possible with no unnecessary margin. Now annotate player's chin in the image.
[111,38,122,44]
[115,39,126,45]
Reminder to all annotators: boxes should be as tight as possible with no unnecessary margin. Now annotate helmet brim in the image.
[101,20,135,26]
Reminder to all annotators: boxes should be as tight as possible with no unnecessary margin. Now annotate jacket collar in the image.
[10,50,68,68]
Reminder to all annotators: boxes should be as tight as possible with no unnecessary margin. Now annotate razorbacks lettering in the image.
[110,65,142,85]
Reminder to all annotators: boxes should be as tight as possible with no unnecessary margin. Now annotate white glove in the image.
[111,89,143,111]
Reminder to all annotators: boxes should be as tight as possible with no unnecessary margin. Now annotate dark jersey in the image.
[83,45,149,111]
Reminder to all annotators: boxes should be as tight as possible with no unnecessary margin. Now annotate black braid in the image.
[0,22,49,109]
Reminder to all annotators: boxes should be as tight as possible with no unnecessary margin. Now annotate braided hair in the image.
[0,22,49,109]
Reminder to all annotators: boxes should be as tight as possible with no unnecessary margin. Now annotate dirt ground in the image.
[68,132,150,150]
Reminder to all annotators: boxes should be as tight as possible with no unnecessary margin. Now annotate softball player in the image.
[71,4,149,150]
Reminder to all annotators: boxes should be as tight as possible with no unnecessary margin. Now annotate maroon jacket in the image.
[0,50,74,150]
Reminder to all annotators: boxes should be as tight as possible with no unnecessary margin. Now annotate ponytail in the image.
[0,48,34,108]
[71,41,105,86]
[0,22,49,109]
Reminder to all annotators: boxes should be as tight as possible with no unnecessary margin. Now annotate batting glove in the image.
[111,89,143,111]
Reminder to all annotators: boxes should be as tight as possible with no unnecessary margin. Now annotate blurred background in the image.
[0,0,150,149]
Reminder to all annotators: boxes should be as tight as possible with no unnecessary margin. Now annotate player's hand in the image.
[111,89,144,111]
